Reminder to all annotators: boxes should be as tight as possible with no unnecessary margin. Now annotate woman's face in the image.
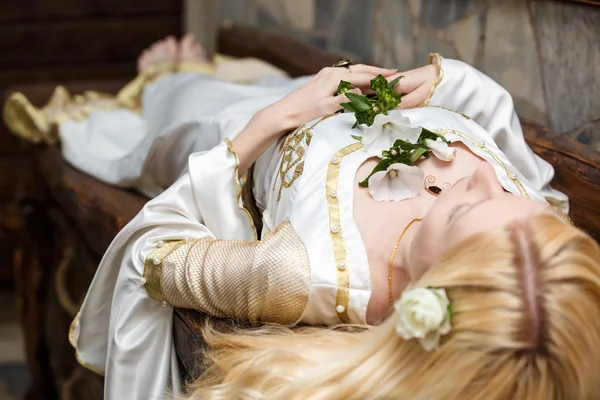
[406,162,554,282]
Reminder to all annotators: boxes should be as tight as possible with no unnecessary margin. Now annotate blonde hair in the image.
[185,215,600,399]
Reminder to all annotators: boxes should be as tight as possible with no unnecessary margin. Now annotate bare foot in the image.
[137,36,178,73]
[178,33,209,64]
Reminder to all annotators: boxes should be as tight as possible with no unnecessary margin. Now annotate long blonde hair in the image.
[186,215,600,399]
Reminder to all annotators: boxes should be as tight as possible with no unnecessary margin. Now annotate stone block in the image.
[532,1,600,134]
[315,0,341,30]
[447,10,483,66]
[220,0,254,23]
[372,0,415,71]
[417,0,482,28]
[330,0,374,61]
[416,28,459,64]
[484,0,547,125]
[255,0,316,31]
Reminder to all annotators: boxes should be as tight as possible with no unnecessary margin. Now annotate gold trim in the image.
[424,105,470,120]
[68,313,106,377]
[326,142,364,323]
[545,196,574,226]
[418,53,444,107]
[225,138,258,241]
[275,115,335,201]
[436,128,530,198]
[178,60,215,75]
[144,240,187,303]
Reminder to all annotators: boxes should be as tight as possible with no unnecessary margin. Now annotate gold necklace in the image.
[388,218,423,306]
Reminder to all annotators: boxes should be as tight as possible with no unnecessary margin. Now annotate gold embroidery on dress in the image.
[418,53,444,107]
[68,313,106,376]
[275,115,335,201]
[225,138,258,240]
[545,196,574,225]
[425,105,471,120]
[326,142,364,324]
[435,128,530,198]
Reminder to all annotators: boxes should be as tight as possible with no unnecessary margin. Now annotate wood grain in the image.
[0,18,181,70]
[0,0,181,22]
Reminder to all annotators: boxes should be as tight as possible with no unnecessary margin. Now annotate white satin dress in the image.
[67,55,569,399]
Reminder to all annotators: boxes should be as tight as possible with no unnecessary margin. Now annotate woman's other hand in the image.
[389,64,440,109]
[260,64,397,134]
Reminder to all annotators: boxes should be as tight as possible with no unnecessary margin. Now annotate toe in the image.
[165,36,178,60]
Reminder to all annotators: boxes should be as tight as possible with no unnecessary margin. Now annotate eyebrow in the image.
[447,200,488,226]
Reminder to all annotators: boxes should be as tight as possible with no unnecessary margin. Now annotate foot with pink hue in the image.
[178,33,209,64]
[137,35,179,73]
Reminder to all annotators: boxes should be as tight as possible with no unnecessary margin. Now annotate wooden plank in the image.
[35,146,148,256]
[0,0,181,23]
[522,119,600,242]
[0,63,135,89]
[0,17,181,69]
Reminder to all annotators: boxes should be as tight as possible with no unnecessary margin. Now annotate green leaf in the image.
[358,158,393,187]
[336,80,355,95]
[351,134,363,141]
[340,102,356,112]
[420,128,449,143]
[410,147,428,163]
[393,139,422,151]
[387,75,402,89]
[370,75,389,92]
[345,92,373,112]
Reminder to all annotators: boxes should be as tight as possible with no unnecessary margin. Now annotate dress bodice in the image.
[256,107,551,325]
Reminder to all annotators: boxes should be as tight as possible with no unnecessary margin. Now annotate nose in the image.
[467,163,505,196]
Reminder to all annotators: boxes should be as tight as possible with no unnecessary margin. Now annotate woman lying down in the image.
[5,35,600,400]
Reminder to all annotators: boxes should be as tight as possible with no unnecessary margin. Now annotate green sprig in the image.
[338,74,404,129]
[337,75,452,190]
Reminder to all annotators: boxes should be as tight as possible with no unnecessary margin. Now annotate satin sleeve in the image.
[424,54,569,214]
[71,140,260,399]
[143,221,310,326]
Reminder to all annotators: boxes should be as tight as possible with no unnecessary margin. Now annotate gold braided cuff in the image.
[419,53,444,107]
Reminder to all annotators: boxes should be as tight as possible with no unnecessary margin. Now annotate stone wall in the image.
[214,0,600,151]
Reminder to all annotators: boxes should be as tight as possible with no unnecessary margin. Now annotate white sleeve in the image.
[70,140,258,400]
[424,54,569,213]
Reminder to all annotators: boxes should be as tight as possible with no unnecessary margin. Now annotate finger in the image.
[393,73,425,94]
[350,64,397,76]
[399,84,431,109]
[327,72,381,91]
[327,88,363,111]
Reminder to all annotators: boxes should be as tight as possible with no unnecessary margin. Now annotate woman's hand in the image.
[388,63,440,109]
[260,64,398,134]
[232,64,396,175]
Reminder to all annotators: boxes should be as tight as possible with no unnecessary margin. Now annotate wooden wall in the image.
[0,0,183,287]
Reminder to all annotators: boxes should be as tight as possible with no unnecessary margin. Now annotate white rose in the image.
[394,287,452,351]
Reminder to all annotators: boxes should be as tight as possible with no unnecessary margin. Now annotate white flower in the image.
[368,163,424,202]
[425,139,456,162]
[394,287,452,351]
[362,113,422,157]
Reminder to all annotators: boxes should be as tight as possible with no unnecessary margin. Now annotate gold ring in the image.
[332,58,354,71]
